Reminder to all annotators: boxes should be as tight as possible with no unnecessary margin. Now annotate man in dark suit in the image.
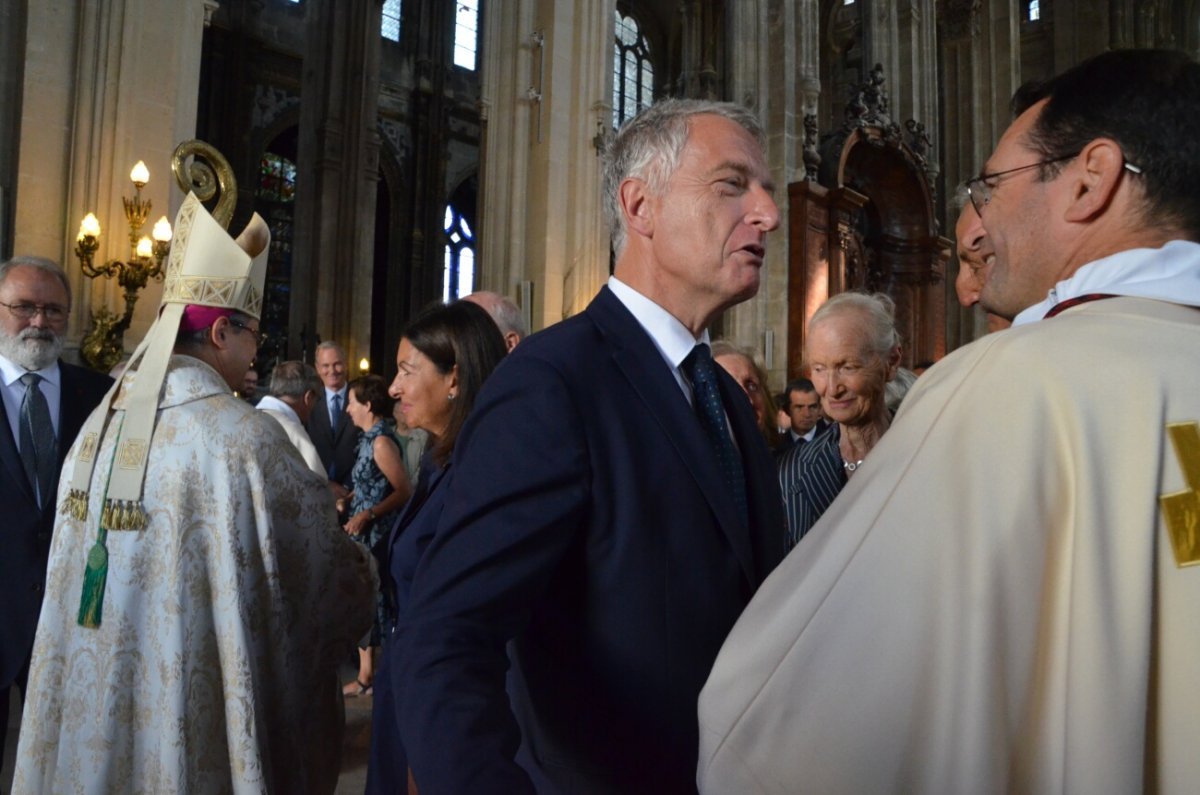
[0,256,111,756]
[307,340,360,495]
[775,377,825,457]
[397,99,785,794]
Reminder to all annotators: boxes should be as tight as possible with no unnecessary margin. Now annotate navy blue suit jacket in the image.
[397,287,785,794]
[0,361,112,687]
[367,454,452,793]
[306,387,360,484]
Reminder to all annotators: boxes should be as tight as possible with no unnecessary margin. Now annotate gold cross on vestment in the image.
[1160,421,1200,568]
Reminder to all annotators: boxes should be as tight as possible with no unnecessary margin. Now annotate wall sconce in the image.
[359,357,370,374]
[75,161,172,372]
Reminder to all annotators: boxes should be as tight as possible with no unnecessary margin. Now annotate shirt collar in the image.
[1013,240,1200,326]
[0,352,61,388]
[256,394,300,424]
[607,275,708,370]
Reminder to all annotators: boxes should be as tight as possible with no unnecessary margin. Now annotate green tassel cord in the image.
[77,535,109,629]
[77,415,127,629]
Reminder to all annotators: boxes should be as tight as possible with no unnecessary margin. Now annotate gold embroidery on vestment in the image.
[1160,421,1200,567]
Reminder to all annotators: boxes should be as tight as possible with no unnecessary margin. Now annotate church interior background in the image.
[2,0,1197,386]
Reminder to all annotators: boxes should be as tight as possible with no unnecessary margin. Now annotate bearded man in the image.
[0,256,111,760]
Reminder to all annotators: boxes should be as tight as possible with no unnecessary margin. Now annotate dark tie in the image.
[19,372,58,508]
[683,344,749,528]
[331,392,343,433]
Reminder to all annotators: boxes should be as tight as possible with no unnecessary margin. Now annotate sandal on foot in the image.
[343,678,372,697]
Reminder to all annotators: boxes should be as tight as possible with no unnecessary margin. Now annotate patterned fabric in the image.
[13,355,375,794]
[350,419,405,647]
[350,420,405,547]
[778,421,845,552]
[683,343,749,527]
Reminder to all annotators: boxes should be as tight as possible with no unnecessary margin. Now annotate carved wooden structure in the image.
[787,65,951,377]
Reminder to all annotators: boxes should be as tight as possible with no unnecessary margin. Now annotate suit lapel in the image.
[0,393,35,504]
[387,461,448,554]
[590,289,756,584]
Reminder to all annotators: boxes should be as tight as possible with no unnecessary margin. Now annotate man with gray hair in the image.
[0,256,111,764]
[464,290,527,351]
[257,360,325,476]
[399,99,785,792]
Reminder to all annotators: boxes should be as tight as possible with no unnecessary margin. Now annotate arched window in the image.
[443,204,475,302]
[613,10,653,127]
[1028,0,1040,21]
[382,0,402,41]
[454,0,480,70]
[255,144,299,364]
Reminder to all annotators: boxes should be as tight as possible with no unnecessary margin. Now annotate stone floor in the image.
[1,661,374,794]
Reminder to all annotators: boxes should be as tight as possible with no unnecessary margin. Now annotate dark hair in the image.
[348,374,393,419]
[1012,49,1200,239]
[785,378,816,401]
[403,299,507,466]
[269,360,321,400]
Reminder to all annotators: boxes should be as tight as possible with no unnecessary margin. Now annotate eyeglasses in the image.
[964,154,1077,216]
[228,318,266,347]
[0,301,68,323]
[964,152,1143,216]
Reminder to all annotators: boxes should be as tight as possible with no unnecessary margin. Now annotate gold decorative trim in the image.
[1161,421,1200,568]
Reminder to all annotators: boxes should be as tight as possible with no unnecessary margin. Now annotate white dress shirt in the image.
[0,352,62,445]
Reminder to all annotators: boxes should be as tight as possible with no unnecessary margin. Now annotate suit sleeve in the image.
[397,354,588,795]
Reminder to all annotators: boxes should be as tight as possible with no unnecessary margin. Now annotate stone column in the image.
[938,0,1020,349]
[723,0,819,386]
[13,0,209,350]
[292,0,382,367]
[477,0,612,330]
[0,0,28,259]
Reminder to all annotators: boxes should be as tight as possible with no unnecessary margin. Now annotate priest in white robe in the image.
[698,49,1200,794]
[13,193,375,794]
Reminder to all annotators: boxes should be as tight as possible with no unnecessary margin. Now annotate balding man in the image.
[258,360,325,476]
[464,290,527,351]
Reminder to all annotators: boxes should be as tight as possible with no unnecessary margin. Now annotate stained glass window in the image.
[454,0,479,70]
[383,0,402,41]
[258,153,296,203]
[613,11,653,127]
[443,204,475,301]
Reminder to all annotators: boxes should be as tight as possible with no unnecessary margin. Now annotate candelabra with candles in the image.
[74,161,173,372]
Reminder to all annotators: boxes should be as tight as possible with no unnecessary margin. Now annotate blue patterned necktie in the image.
[331,392,343,433]
[683,344,749,528]
[19,372,57,508]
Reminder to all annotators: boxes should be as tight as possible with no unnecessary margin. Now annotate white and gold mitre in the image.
[160,192,269,318]
[63,193,270,538]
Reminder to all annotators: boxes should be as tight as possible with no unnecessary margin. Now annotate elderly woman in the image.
[778,292,901,551]
[366,300,508,793]
[711,340,785,453]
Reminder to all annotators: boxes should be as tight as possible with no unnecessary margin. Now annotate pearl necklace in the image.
[843,458,864,472]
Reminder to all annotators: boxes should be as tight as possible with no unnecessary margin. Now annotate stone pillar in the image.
[723,0,819,386]
[938,0,1020,349]
[402,0,451,316]
[293,0,382,368]
[477,0,612,330]
[0,0,28,259]
[13,0,208,350]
